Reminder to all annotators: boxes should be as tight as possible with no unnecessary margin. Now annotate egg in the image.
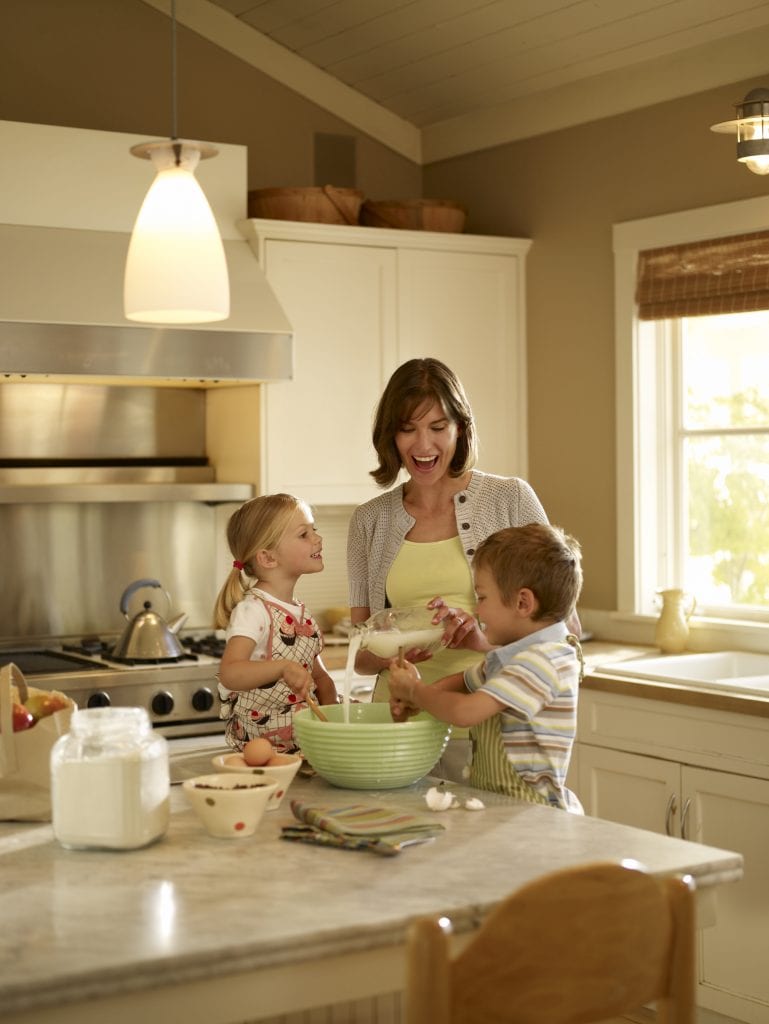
[242,737,274,766]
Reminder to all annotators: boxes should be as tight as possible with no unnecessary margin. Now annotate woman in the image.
[347,358,560,781]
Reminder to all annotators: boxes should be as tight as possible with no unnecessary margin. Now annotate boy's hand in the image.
[389,659,420,702]
[389,659,421,723]
[390,698,419,722]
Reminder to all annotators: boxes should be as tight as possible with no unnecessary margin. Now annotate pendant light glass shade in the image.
[124,140,230,323]
[710,88,769,176]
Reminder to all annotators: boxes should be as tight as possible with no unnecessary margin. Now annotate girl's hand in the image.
[280,661,314,700]
[428,597,491,652]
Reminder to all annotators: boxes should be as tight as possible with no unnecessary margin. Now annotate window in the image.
[614,196,769,639]
[639,311,769,619]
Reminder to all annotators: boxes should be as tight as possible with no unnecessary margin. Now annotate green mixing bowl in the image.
[293,703,452,790]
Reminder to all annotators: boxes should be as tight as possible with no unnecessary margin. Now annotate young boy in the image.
[388,523,584,811]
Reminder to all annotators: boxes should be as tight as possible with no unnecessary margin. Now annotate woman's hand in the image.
[428,597,492,652]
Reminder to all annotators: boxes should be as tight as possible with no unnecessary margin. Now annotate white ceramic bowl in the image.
[210,752,302,810]
[293,703,451,789]
[182,773,277,838]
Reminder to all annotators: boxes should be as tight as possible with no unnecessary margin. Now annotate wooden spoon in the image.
[306,693,328,722]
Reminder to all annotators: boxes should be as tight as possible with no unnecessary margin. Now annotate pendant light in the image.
[710,87,769,176]
[124,0,230,323]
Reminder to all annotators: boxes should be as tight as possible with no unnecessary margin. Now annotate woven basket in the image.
[360,198,467,233]
[247,185,364,225]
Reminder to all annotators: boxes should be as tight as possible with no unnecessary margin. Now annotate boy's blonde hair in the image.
[213,493,309,629]
[472,523,583,623]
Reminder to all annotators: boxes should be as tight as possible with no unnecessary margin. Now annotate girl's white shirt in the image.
[220,588,307,695]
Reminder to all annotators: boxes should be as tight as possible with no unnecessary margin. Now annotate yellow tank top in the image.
[374,537,483,736]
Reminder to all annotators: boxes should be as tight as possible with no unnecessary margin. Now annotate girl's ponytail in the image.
[213,567,248,629]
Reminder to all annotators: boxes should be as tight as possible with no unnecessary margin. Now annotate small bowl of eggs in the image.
[211,737,302,810]
[182,773,277,838]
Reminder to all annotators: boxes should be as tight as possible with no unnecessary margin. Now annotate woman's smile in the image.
[396,400,459,480]
[412,454,440,473]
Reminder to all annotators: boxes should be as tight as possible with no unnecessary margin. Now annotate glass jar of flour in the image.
[51,707,169,850]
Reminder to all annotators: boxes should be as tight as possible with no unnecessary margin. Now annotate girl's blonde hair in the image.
[213,493,308,629]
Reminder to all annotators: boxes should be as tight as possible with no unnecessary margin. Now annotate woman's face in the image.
[395,400,460,483]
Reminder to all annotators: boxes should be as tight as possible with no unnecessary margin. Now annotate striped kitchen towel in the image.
[280,799,445,856]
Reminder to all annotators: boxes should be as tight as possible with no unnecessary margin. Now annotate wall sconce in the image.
[710,87,769,176]
[124,0,230,323]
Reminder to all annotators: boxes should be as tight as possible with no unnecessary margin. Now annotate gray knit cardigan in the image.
[347,469,549,614]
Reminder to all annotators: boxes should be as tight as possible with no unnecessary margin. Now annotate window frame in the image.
[613,194,769,646]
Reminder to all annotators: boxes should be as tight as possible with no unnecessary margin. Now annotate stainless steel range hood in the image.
[0,222,293,386]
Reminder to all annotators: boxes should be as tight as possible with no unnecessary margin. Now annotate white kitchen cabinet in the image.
[239,219,531,504]
[576,689,769,1024]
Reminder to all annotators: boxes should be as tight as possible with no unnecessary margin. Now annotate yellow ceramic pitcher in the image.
[654,588,696,654]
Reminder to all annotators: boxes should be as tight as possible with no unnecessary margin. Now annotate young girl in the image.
[214,493,338,753]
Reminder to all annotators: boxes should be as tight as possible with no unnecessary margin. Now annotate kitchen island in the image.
[0,756,742,1024]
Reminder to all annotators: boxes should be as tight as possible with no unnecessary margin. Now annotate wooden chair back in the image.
[405,861,695,1024]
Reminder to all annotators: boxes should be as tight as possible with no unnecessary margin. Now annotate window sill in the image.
[580,607,769,655]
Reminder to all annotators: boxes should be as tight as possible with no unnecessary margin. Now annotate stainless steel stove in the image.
[0,634,226,738]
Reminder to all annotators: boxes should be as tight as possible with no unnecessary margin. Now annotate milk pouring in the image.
[339,608,444,723]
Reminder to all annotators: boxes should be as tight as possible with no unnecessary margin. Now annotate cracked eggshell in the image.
[464,797,485,811]
[425,786,456,811]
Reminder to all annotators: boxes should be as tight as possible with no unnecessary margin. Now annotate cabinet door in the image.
[397,249,526,478]
[684,767,769,1022]
[262,239,398,504]
[578,744,679,833]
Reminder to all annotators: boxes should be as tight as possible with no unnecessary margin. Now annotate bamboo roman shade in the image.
[636,230,769,319]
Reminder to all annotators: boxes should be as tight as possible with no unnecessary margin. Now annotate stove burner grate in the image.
[182,634,226,658]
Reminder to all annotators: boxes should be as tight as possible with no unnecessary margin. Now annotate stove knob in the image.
[152,691,174,716]
[87,691,111,708]
[192,687,215,712]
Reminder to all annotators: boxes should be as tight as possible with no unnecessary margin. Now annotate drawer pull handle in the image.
[665,793,677,836]
[681,797,691,840]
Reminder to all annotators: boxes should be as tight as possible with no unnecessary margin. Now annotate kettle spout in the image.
[167,612,188,635]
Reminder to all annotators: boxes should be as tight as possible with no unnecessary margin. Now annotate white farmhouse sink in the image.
[598,650,769,696]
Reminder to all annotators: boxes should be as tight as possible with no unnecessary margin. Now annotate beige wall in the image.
[3,1,767,609]
[0,0,419,199]
[425,81,769,608]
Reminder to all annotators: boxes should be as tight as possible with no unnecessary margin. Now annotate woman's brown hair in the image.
[213,493,308,629]
[370,358,478,487]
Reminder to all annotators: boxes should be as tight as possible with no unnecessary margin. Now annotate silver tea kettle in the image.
[111,578,188,661]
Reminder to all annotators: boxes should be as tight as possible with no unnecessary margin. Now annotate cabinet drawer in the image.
[578,690,769,779]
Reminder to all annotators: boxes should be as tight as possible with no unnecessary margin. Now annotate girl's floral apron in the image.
[221,598,322,753]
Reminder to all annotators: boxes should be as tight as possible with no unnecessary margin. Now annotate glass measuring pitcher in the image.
[355,607,444,659]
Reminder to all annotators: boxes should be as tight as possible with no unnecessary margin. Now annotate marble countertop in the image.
[0,738,743,1023]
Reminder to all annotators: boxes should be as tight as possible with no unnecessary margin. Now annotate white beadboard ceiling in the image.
[141,0,769,164]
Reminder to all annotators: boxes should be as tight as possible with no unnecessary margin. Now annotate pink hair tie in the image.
[233,559,245,571]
